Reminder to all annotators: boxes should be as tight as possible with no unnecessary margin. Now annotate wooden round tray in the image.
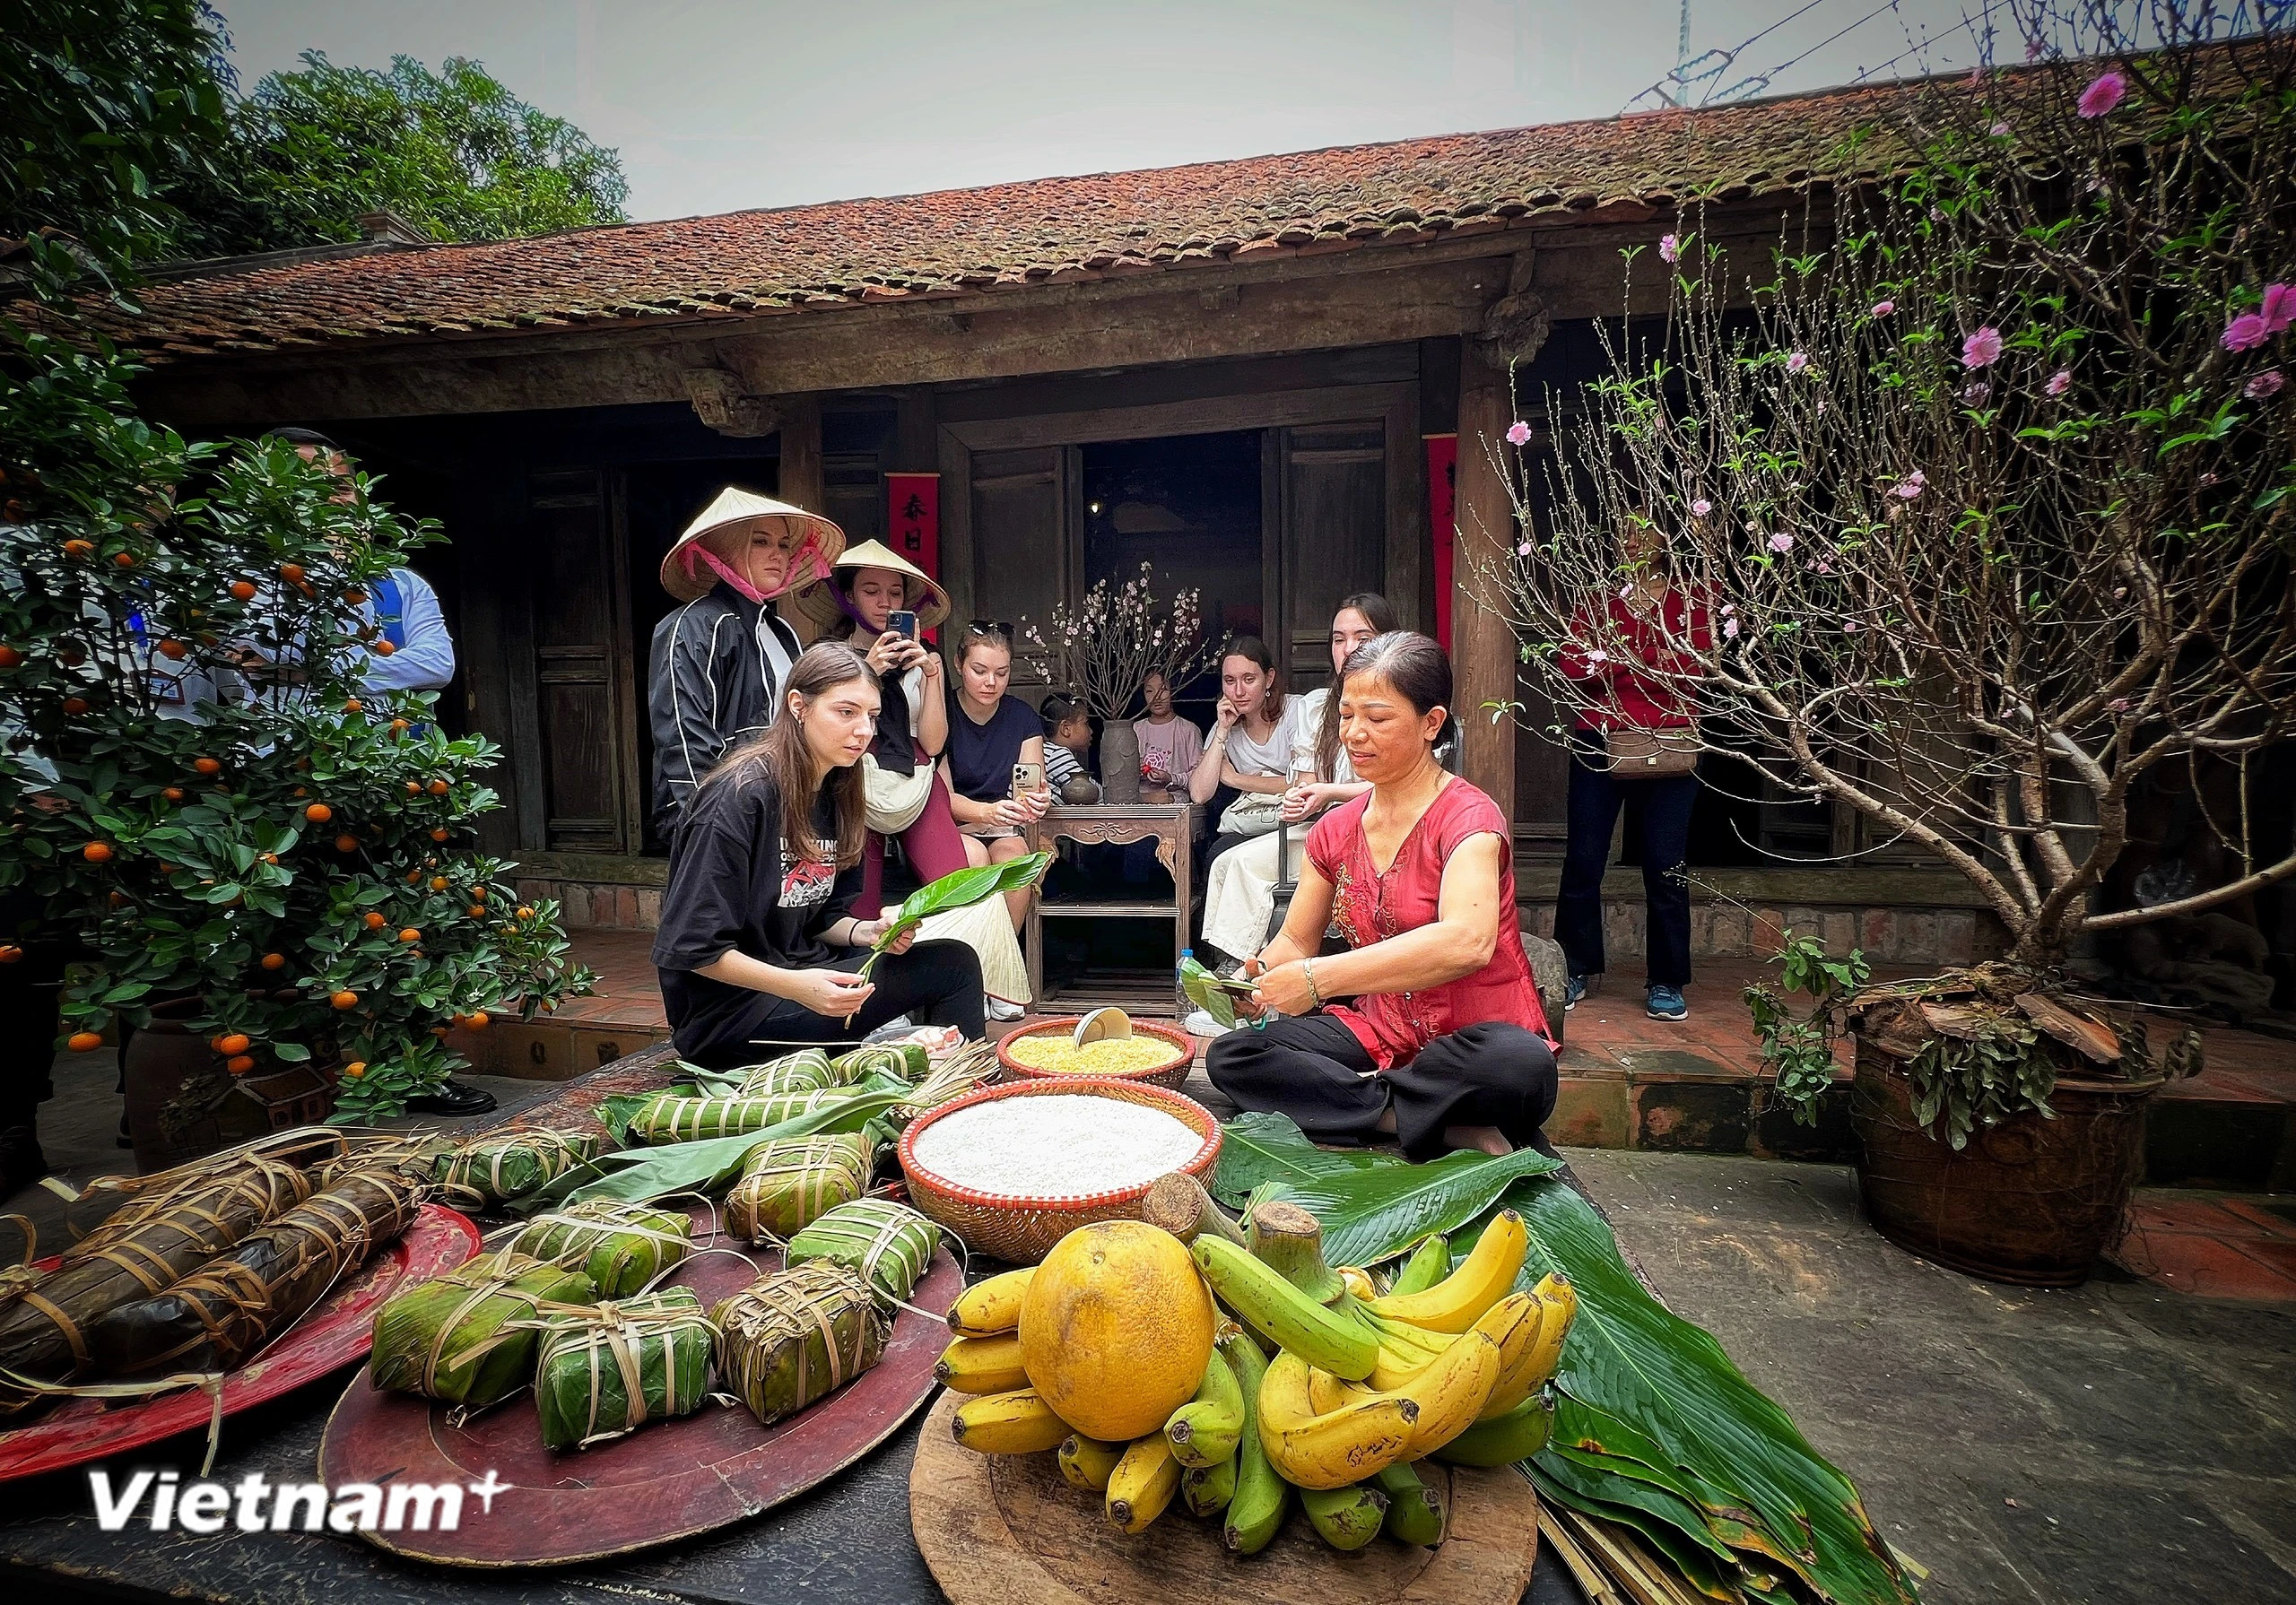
[321,1205,961,1568]
[910,1391,1540,1605]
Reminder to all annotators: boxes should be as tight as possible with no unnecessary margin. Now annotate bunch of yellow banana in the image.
[937,1209,1578,1555]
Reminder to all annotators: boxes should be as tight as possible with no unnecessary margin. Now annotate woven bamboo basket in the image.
[897,1078,1222,1263]
[993,1018,1196,1092]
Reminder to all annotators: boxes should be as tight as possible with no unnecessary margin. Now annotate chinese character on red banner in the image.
[885,472,940,637]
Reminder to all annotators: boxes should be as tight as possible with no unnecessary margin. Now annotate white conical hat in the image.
[658,486,846,603]
[791,538,952,632]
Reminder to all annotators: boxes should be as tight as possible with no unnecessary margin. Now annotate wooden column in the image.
[778,395,825,645]
[1453,349,1517,820]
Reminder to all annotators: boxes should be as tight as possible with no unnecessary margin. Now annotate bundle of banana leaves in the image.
[435,1131,601,1211]
[724,1133,874,1243]
[784,1198,938,1307]
[0,1153,313,1410]
[506,1201,693,1298]
[92,1162,427,1375]
[711,1262,884,1427]
[369,1249,596,1409]
[623,1089,857,1146]
[532,1288,715,1452]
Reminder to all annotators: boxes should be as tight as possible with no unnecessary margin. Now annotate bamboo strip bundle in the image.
[531,1288,715,1452]
[623,1089,854,1145]
[434,1130,600,1210]
[783,1199,937,1307]
[91,1163,427,1375]
[0,1155,313,1409]
[711,1262,884,1427]
[723,1134,872,1243]
[368,1249,596,1408]
[507,1201,693,1298]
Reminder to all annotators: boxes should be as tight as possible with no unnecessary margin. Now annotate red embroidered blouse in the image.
[1304,778,1555,1069]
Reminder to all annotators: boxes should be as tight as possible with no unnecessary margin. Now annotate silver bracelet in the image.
[1303,959,1324,1011]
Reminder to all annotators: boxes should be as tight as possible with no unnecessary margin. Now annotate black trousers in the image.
[1205,1011,1558,1162]
[676,940,985,1070]
[1555,739,1698,987]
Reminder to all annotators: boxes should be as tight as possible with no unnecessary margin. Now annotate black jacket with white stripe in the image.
[648,583,802,842]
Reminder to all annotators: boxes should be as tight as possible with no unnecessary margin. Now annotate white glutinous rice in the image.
[910,1095,1201,1198]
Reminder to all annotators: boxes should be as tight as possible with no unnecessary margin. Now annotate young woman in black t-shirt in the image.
[651,641,986,1066]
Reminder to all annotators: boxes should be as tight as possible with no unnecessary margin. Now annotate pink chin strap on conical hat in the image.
[658,487,847,605]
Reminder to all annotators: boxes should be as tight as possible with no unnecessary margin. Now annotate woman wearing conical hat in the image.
[795,543,1032,1019]
[648,487,843,841]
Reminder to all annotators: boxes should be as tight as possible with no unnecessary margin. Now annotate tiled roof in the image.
[81,75,1937,363]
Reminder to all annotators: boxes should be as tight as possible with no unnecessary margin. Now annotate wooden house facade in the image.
[99,74,1997,964]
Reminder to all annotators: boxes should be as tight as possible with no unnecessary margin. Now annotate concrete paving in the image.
[1565,1147,2296,1605]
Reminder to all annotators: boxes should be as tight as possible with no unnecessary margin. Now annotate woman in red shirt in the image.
[1205,632,1556,1159]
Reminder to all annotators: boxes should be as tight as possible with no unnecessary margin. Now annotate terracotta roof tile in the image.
[74,74,1944,363]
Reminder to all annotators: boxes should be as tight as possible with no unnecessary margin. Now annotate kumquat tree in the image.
[1489,0,2295,983]
[0,330,592,1125]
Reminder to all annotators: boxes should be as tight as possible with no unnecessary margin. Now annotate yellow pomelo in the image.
[1019,1220,1214,1442]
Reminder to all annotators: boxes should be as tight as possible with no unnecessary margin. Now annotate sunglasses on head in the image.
[966,619,1013,638]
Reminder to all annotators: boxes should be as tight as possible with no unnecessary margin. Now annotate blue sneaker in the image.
[1646,985,1688,1021]
[1565,974,1596,1010]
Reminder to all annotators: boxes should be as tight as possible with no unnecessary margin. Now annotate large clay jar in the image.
[122,1000,337,1174]
[1848,1034,2160,1288]
[1097,717,1143,805]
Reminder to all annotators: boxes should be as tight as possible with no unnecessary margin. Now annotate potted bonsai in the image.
[1491,12,2293,1284]
[1020,562,1211,804]
[0,329,591,1160]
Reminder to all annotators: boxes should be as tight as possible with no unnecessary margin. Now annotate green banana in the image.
[1389,1233,1451,1297]
[1181,1454,1238,1517]
[1165,1346,1244,1469]
[1374,1462,1448,1547]
[1192,1236,1378,1382]
[1431,1387,1556,1467]
[1300,1482,1388,1551]
[1218,1328,1289,1555]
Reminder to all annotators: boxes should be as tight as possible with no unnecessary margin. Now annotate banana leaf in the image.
[533,1288,714,1452]
[783,1198,937,1306]
[1479,1178,1917,1605]
[622,1089,861,1145]
[687,1048,838,1100]
[1209,1112,1560,1268]
[857,853,1051,979]
[830,1042,929,1084]
[1178,955,1253,1031]
[533,1089,913,1211]
[508,1201,694,1297]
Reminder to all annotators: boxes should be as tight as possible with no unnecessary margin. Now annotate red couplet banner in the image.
[1424,435,1458,652]
[885,473,941,635]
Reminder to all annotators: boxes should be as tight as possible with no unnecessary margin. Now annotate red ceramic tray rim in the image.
[897,1076,1222,1213]
[994,1016,1195,1080]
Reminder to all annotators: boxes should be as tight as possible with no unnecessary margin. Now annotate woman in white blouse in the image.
[1187,637,1294,889]
[1198,596,1396,967]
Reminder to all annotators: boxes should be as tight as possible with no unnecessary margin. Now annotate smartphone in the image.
[1011,760,1045,799]
[887,609,918,642]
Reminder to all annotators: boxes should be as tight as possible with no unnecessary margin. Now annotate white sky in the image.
[208,0,2012,223]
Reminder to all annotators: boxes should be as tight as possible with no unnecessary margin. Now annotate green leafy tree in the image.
[0,0,230,281]
[170,52,629,256]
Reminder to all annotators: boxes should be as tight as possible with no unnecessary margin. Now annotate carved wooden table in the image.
[1024,802,1193,1016]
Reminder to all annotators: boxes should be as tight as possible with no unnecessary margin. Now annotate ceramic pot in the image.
[122,1000,337,1174]
[1098,718,1143,805]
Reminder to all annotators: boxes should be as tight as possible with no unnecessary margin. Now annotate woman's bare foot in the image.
[1375,1106,1398,1135]
[1444,1124,1512,1157]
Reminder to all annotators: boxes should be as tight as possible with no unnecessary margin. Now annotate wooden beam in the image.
[778,395,826,645]
[1453,346,1518,820]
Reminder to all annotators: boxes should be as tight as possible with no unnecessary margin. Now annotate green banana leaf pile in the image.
[1214,1114,1917,1605]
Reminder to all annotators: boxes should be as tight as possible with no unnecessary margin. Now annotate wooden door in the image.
[1274,422,1388,690]
[942,444,1074,698]
[527,469,635,851]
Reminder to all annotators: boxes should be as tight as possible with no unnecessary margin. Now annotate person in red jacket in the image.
[1555,512,1712,1021]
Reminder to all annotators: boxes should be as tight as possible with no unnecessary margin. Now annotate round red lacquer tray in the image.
[318,1202,961,1567]
[0,1202,479,1482]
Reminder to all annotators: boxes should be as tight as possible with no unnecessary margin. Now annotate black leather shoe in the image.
[406,1079,498,1116]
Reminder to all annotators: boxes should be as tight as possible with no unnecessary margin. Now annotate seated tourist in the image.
[1186,635,1295,894]
[1198,594,1396,969]
[1206,631,1558,1159]
[653,642,985,1067]
[1135,669,1204,803]
[940,623,1052,938]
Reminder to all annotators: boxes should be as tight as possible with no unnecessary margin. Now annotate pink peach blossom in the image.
[1961,326,2003,369]
[2265,283,2296,334]
[2247,369,2285,399]
[1723,618,1741,639]
[1692,499,1712,517]
[1872,299,1896,317]
[1658,234,1681,264]
[2078,72,2126,117]
[1506,421,1533,446]
[1767,532,1795,554]
[1787,350,1810,373]
[2047,369,2072,396]
[2223,314,2272,353]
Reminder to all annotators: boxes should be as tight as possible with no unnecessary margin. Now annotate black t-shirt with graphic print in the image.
[651,759,860,1050]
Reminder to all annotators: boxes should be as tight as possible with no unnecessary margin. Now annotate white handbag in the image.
[862,753,935,834]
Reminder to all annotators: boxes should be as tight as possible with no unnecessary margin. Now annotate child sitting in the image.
[1040,692,1101,804]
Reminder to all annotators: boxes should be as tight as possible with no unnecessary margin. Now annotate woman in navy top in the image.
[939,624,1051,931]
